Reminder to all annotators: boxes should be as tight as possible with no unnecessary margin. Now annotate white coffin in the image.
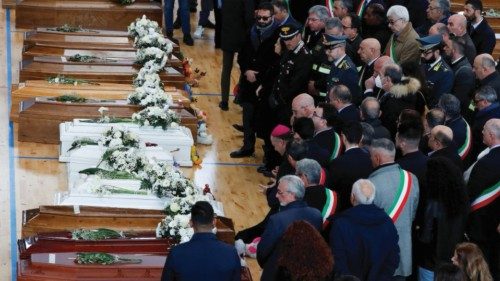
[59,119,194,166]
[67,145,173,187]
[54,191,168,210]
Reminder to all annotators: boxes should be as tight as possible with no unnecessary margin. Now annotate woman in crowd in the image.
[452,242,493,281]
[416,157,469,281]
[276,220,333,281]
[434,263,467,281]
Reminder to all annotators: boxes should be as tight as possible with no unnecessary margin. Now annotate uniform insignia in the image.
[281,26,290,33]
[432,61,442,72]
[331,77,339,82]
[339,60,349,70]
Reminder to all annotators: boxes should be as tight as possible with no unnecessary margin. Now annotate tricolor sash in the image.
[458,119,472,160]
[356,0,366,18]
[322,189,337,228]
[386,36,398,63]
[471,180,500,212]
[387,169,412,222]
[329,132,342,161]
[325,0,334,17]
[319,168,327,185]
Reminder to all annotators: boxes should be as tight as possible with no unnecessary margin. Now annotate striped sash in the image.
[322,189,337,228]
[329,132,342,161]
[471,180,500,212]
[356,0,366,18]
[325,0,334,17]
[319,168,327,185]
[386,36,398,63]
[387,169,412,222]
[458,119,472,160]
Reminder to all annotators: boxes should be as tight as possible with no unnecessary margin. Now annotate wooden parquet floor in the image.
[0,7,269,280]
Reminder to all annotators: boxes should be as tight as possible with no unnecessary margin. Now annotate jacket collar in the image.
[190,232,217,241]
[280,200,307,211]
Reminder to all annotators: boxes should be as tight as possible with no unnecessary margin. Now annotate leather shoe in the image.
[183,34,194,46]
[230,149,254,158]
[256,165,268,173]
[203,21,216,29]
[232,124,244,132]
[219,101,228,111]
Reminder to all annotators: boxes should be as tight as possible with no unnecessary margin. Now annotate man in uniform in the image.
[324,34,361,105]
[417,34,454,107]
[270,24,313,126]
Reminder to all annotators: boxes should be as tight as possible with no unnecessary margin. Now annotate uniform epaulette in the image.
[338,60,350,70]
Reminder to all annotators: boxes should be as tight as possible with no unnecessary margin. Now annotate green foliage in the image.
[75,252,142,265]
[72,228,123,240]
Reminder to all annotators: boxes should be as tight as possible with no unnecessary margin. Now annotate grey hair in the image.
[370,138,396,158]
[438,94,461,119]
[481,56,496,69]
[351,179,376,205]
[387,5,409,22]
[360,122,375,146]
[361,97,380,120]
[309,5,331,21]
[280,175,305,199]
[296,158,322,185]
[325,17,343,31]
[475,86,498,103]
[330,84,352,103]
[433,0,450,14]
[336,0,354,12]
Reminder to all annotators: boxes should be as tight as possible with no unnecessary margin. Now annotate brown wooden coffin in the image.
[18,232,174,259]
[24,30,180,54]
[19,59,185,88]
[22,45,183,69]
[21,206,236,244]
[18,252,253,281]
[10,80,191,121]
[15,0,162,31]
[17,98,197,144]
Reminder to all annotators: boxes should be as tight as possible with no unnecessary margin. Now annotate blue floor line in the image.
[5,8,18,281]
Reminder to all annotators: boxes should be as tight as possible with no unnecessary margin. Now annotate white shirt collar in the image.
[334,54,347,66]
[472,17,483,29]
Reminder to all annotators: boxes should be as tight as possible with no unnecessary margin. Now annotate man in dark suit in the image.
[447,14,477,65]
[293,117,330,167]
[328,121,373,211]
[446,36,475,116]
[357,38,381,93]
[329,84,361,124]
[360,97,391,139]
[313,102,343,161]
[415,0,450,37]
[162,201,241,281]
[466,118,500,280]
[439,94,474,165]
[342,13,363,66]
[464,0,496,55]
[428,125,463,170]
[271,0,301,28]
[471,86,500,160]
[473,54,500,96]
[257,175,323,281]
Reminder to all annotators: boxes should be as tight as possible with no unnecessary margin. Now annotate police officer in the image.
[270,24,313,126]
[417,34,454,108]
[324,34,361,105]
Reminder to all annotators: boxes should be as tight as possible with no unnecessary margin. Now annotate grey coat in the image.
[369,163,419,277]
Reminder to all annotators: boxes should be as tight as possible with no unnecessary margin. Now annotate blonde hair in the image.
[454,242,493,281]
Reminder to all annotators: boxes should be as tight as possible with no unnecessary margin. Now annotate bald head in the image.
[361,97,381,120]
[473,54,497,80]
[292,93,315,119]
[373,55,393,76]
[447,14,467,36]
[430,125,454,150]
[483,118,500,147]
[351,179,376,205]
[429,23,448,36]
[358,38,381,64]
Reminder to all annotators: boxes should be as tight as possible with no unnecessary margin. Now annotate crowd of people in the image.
[161,0,499,280]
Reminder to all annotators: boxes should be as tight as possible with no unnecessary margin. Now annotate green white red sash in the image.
[356,0,366,18]
[458,119,472,160]
[471,180,500,212]
[329,132,342,161]
[322,189,337,228]
[319,168,327,185]
[386,36,398,63]
[387,169,412,222]
[325,0,334,17]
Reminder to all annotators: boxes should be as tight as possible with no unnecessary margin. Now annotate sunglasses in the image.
[255,16,271,21]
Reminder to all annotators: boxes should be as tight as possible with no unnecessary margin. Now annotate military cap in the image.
[279,24,299,40]
[323,34,347,49]
[417,34,443,51]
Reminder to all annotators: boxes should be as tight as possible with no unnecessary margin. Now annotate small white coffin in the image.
[59,119,194,166]
[67,145,173,187]
[54,192,168,210]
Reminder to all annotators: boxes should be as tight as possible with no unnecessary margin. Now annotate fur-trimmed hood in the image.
[390,77,421,98]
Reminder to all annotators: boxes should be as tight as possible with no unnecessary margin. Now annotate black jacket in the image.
[430,145,463,171]
[451,57,475,115]
[220,0,255,52]
[468,18,497,55]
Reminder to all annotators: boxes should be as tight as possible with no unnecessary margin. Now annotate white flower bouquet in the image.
[156,214,194,243]
[140,162,198,198]
[100,147,147,174]
[165,193,211,217]
[135,47,168,67]
[134,32,172,53]
[127,15,161,39]
[99,127,140,149]
[131,106,180,130]
[127,84,172,107]
[133,71,164,89]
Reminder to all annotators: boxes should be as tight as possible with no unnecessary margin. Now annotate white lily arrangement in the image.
[127,15,161,39]
[139,162,198,198]
[156,214,194,243]
[131,106,180,130]
[100,147,148,175]
[127,84,172,107]
[134,32,171,52]
[135,47,168,67]
[164,193,212,217]
[133,71,164,89]
[98,127,140,149]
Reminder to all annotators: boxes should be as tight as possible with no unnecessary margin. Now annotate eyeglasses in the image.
[277,189,290,195]
[255,16,271,21]
[388,18,402,25]
[342,25,352,29]
[474,98,484,104]
[307,17,320,22]
[427,6,440,10]
[312,112,324,119]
